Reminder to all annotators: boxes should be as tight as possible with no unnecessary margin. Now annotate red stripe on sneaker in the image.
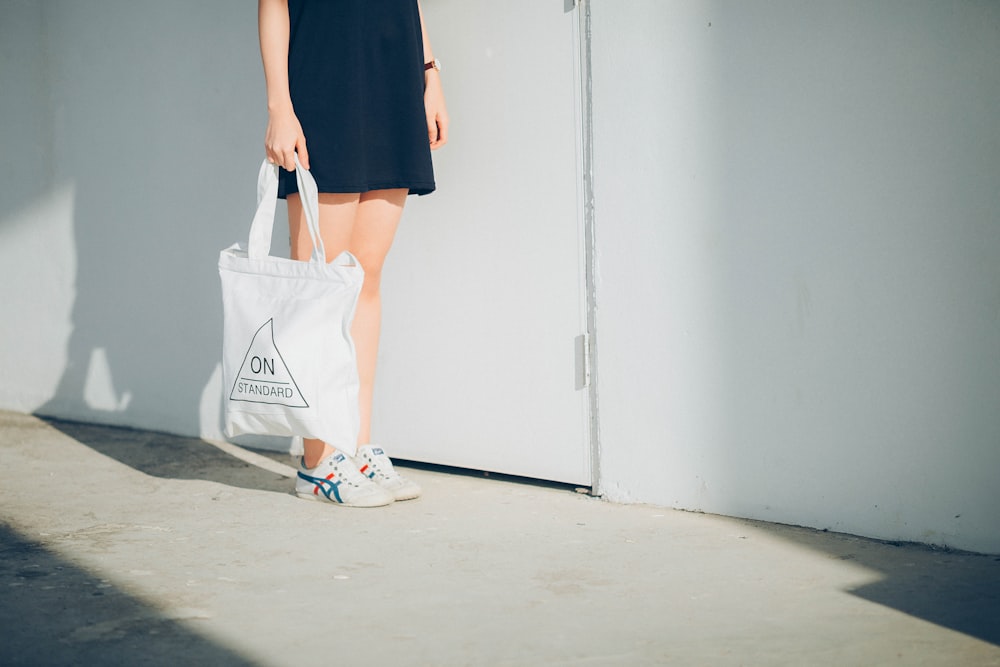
[315,472,335,495]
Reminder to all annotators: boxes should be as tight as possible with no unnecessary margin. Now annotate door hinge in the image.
[575,333,591,390]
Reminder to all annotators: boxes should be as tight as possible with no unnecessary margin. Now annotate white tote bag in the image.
[219,158,363,451]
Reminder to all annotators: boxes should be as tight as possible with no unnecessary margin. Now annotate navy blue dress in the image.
[278,0,436,197]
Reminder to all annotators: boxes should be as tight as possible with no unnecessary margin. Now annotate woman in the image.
[258,0,448,507]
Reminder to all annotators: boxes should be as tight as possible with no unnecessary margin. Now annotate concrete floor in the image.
[0,411,998,666]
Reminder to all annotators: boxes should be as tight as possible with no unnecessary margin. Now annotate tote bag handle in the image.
[247,155,326,263]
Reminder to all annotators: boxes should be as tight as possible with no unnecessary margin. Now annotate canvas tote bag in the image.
[219,158,363,450]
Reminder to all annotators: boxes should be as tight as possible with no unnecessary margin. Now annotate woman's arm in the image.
[418,1,449,150]
[258,0,308,170]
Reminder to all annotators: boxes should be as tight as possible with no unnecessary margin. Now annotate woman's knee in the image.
[358,260,384,297]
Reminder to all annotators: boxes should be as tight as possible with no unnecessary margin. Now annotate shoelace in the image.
[330,457,371,486]
[364,450,399,480]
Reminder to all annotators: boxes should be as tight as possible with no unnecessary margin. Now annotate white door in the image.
[374,1,591,485]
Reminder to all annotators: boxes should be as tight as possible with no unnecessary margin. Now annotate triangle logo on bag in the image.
[229,319,309,408]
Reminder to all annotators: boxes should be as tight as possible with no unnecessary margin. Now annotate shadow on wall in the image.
[28,2,273,440]
[0,521,264,666]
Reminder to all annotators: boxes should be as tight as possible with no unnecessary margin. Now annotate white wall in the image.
[590,0,1000,554]
[2,1,998,553]
[0,1,267,440]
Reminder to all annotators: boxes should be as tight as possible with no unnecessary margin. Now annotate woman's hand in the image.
[424,70,449,150]
[264,104,309,171]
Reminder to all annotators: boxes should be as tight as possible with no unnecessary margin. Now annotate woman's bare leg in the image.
[288,188,407,467]
[349,189,407,446]
[288,191,358,469]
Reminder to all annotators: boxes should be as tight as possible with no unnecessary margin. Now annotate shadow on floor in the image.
[0,522,262,666]
[37,416,584,498]
[732,516,1000,647]
[31,416,1000,650]
[37,417,291,495]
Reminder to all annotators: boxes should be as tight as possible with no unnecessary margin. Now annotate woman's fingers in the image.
[265,145,305,172]
[424,74,449,150]
[427,111,448,150]
[265,144,293,171]
[296,138,310,171]
[264,108,308,170]
[281,148,297,172]
[435,115,449,149]
[427,116,438,146]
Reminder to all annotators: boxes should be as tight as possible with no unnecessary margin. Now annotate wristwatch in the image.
[424,58,442,72]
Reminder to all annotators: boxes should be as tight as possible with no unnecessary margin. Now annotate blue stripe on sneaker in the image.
[297,471,343,503]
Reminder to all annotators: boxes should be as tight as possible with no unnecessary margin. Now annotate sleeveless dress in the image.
[278,0,436,198]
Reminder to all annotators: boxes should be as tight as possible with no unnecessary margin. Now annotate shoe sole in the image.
[294,491,393,508]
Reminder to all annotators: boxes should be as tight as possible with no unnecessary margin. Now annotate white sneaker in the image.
[295,451,394,507]
[354,445,422,501]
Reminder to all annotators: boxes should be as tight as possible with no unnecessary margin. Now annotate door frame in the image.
[573,0,602,495]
